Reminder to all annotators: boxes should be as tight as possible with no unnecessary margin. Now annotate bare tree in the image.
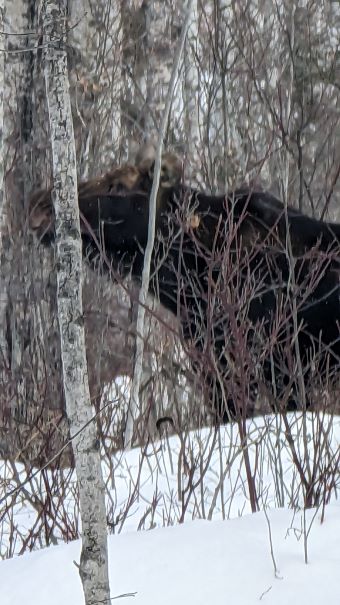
[0,0,6,361]
[0,0,4,231]
[68,0,122,175]
[41,2,110,603]
[182,0,200,181]
[124,0,195,448]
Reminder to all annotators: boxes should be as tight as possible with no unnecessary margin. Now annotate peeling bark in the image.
[41,1,110,603]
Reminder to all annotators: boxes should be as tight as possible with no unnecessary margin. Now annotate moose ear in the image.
[135,142,156,175]
[159,153,182,188]
[137,147,182,188]
[28,187,54,232]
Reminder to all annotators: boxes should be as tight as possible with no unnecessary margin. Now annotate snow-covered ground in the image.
[1,506,340,604]
[1,413,340,604]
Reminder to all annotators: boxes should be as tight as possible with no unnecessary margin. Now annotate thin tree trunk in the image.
[41,2,110,603]
[68,0,122,176]
[0,0,4,232]
[0,0,7,390]
[281,2,296,204]
[124,0,194,448]
[183,0,200,184]
[143,0,173,138]
[210,0,241,191]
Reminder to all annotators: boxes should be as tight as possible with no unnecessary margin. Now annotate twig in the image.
[263,505,282,579]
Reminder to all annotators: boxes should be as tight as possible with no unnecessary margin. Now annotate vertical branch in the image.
[280,3,312,501]
[0,0,4,238]
[282,2,296,203]
[0,0,7,392]
[41,2,110,603]
[143,0,175,139]
[124,0,194,448]
[183,0,200,182]
[68,0,122,175]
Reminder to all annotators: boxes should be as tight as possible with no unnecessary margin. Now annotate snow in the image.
[1,413,340,604]
[2,507,340,604]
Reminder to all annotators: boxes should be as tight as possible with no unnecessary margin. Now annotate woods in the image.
[1,1,340,602]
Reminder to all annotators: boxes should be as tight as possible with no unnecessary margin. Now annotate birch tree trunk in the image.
[68,0,122,176]
[143,0,174,138]
[280,2,296,205]
[41,2,110,603]
[0,0,6,393]
[183,0,200,183]
[0,0,4,231]
[209,0,243,191]
[121,0,180,150]
[124,0,194,448]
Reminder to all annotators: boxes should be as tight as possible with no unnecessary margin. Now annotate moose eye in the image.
[111,182,125,194]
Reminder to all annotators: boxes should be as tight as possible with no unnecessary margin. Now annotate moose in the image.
[29,153,340,420]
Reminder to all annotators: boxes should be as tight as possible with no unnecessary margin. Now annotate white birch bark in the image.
[144,0,173,138]
[124,0,194,448]
[281,3,296,204]
[183,0,201,184]
[0,0,34,453]
[0,0,4,235]
[41,2,110,602]
[0,0,8,410]
[68,0,122,175]
[122,0,177,149]
[209,0,244,191]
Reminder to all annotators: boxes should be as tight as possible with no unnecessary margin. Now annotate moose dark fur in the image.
[29,166,340,420]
